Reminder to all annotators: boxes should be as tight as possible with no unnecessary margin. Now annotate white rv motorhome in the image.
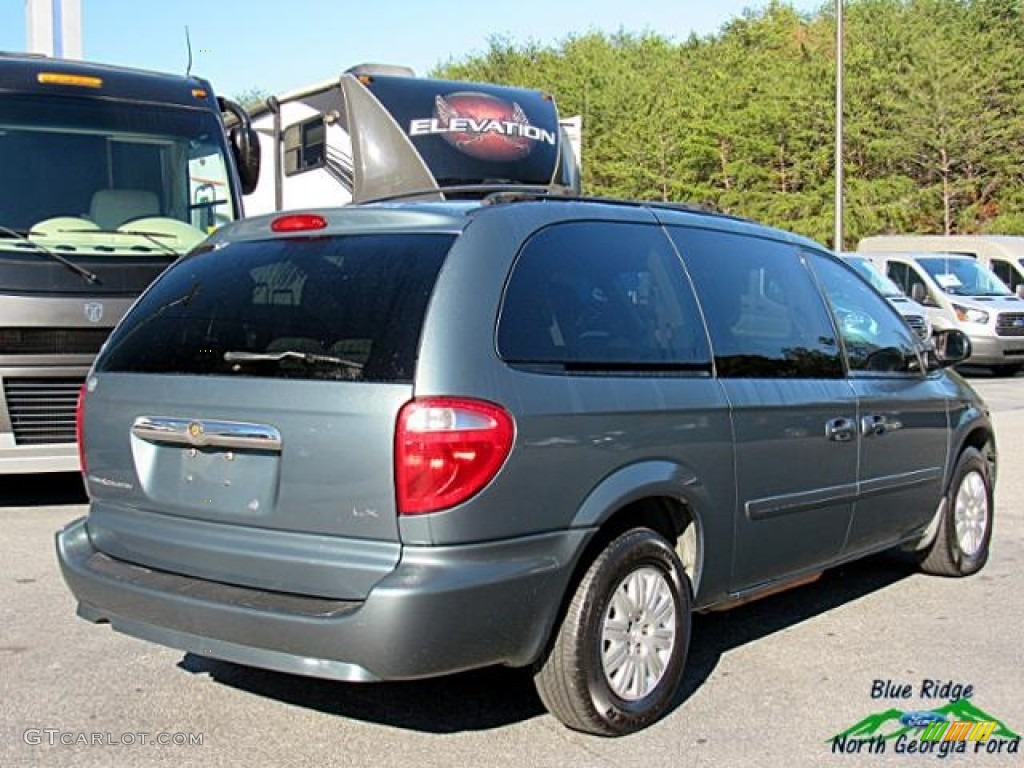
[245,65,581,214]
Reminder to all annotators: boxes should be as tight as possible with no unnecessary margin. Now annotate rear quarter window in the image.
[497,221,711,372]
[95,233,454,382]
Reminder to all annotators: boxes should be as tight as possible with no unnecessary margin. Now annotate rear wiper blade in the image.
[0,224,99,284]
[224,350,364,370]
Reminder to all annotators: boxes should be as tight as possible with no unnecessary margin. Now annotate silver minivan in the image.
[858,248,1024,375]
[58,198,994,736]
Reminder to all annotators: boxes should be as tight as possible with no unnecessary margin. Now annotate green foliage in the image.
[233,87,271,112]
[431,0,1024,249]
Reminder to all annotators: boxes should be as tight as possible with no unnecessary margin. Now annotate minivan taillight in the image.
[395,397,514,515]
[75,382,87,474]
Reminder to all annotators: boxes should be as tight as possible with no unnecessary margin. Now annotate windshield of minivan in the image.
[843,256,904,298]
[917,255,1012,297]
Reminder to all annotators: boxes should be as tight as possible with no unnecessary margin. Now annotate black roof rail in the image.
[358,183,567,205]
[480,190,751,222]
[357,182,752,225]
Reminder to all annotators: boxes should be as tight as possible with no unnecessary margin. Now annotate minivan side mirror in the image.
[926,328,971,370]
[1015,283,1024,300]
[911,282,929,304]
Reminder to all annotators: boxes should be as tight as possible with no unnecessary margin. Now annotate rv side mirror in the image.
[219,96,262,196]
[230,125,261,195]
[927,328,971,370]
[911,282,928,304]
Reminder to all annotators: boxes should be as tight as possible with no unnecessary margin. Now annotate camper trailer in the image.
[245,65,581,214]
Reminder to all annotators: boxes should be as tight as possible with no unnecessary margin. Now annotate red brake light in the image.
[75,383,87,474]
[395,397,514,515]
[270,214,328,233]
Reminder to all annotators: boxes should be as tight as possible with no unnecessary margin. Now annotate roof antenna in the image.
[184,26,193,77]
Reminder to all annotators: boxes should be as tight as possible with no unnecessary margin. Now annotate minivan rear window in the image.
[95,233,454,382]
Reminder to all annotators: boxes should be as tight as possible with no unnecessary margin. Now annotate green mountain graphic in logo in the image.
[830,699,1021,742]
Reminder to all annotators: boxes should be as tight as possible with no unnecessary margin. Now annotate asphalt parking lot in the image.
[2,373,1022,768]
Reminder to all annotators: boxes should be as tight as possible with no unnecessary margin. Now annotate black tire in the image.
[918,447,993,577]
[534,528,691,736]
[991,364,1022,377]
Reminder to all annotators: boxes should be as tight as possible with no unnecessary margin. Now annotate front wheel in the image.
[990,364,1021,377]
[534,528,691,736]
[918,447,993,577]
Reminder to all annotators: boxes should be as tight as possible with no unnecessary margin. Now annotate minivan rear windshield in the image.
[95,233,455,382]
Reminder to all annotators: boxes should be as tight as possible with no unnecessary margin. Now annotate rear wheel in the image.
[534,528,691,736]
[918,447,993,577]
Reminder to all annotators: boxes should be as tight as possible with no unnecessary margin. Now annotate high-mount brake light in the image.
[395,397,514,515]
[270,214,328,233]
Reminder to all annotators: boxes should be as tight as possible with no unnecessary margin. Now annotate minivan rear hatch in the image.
[81,229,455,598]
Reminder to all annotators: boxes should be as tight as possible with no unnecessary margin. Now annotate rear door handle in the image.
[825,417,856,443]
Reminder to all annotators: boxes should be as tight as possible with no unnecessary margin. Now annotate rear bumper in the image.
[57,517,590,681]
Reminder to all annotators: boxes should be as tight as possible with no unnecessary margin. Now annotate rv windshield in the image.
[0,92,237,264]
[917,255,1012,297]
[843,256,904,298]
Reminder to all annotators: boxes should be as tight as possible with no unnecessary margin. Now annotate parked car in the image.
[58,196,994,736]
[860,234,1024,296]
[857,248,1024,376]
[839,253,931,340]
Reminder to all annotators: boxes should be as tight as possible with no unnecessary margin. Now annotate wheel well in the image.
[575,496,699,588]
[961,428,996,480]
[533,496,698,670]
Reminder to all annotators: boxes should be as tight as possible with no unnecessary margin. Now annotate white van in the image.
[839,253,931,340]
[860,235,1024,295]
[856,247,1024,375]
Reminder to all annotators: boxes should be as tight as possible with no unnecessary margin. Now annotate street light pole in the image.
[834,0,844,251]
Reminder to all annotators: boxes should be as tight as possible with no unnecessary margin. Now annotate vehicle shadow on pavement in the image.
[0,473,86,507]
[677,552,918,706]
[178,655,545,732]
[177,552,917,734]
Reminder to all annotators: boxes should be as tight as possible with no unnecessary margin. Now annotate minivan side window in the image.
[497,222,711,370]
[806,250,922,375]
[668,227,843,378]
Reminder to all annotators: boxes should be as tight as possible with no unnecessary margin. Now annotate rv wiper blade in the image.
[0,224,99,284]
[98,229,180,257]
[224,350,364,370]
